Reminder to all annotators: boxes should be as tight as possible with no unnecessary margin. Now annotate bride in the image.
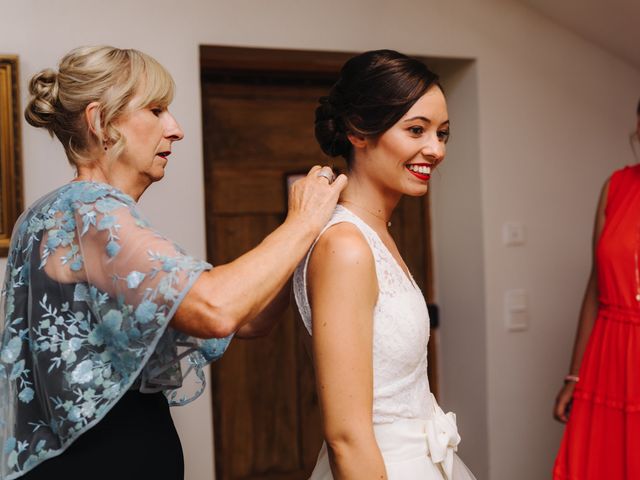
[293,50,476,480]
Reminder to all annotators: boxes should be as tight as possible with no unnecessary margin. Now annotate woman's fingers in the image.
[331,173,348,191]
[554,400,567,423]
[553,387,572,423]
[307,165,323,175]
[313,166,336,185]
[287,166,348,232]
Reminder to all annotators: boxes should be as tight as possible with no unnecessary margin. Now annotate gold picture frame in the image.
[0,55,23,256]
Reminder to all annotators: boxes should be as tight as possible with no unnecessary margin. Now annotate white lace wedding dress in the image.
[293,205,476,480]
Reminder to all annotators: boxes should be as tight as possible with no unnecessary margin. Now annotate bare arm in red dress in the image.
[553,178,609,423]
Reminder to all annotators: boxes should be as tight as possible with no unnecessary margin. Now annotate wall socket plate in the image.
[505,289,529,331]
[502,222,526,247]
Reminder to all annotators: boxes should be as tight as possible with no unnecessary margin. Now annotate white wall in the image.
[2,0,640,479]
[429,58,489,476]
[463,4,639,478]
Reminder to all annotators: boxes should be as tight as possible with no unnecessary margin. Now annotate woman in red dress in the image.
[553,99,640,479]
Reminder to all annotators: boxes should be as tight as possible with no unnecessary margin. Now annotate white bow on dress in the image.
[424,394,462,480]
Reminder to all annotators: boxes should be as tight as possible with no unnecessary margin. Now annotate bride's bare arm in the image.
[308,223,387,480]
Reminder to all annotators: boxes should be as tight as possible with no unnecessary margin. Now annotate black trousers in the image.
[21,390,184,480]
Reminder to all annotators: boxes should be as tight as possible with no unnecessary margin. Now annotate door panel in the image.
[204,81,329,480]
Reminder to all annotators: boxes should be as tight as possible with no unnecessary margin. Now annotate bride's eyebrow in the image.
[403,116,431,123]
[403,117,450,128]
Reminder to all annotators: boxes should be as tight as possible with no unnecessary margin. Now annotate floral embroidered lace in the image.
[0,181,232,479]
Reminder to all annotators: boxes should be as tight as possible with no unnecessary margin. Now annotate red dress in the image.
[554,165,640,480]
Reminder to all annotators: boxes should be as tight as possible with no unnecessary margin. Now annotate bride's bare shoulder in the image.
[309,222,374,274]
[307,222,378,317]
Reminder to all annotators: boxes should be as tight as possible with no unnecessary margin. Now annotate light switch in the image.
[505,289,529,332]
[502,222,526,246]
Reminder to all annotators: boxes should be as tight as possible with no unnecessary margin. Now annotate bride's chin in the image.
[401,185,429,197]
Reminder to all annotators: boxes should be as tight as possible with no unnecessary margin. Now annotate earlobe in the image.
[347,133,367,149]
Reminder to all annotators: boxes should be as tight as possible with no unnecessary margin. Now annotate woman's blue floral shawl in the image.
[0,182,232,479]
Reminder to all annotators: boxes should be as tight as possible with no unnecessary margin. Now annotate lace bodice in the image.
[293,205,432,424]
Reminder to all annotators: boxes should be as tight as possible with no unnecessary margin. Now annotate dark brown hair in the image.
[315,49,440,162]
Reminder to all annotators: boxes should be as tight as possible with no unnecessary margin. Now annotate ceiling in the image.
[515,0,640,69]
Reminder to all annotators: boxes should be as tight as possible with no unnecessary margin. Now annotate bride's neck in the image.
[339,171,400,231]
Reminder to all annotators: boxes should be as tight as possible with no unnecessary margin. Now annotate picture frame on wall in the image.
[0,55,23,257]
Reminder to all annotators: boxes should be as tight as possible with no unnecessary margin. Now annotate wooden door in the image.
[200,46,437,480]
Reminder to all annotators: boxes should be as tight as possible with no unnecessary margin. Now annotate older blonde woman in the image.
[0,46,345,480]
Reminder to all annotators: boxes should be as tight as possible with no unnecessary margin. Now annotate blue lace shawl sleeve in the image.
[0,181,232,479]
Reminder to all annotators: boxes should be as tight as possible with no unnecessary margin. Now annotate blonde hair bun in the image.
[25,68,59,134]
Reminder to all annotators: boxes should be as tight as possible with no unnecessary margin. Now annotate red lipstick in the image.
[405,164,431,181]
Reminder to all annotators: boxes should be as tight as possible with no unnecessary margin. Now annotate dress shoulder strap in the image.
[292,205,380,335]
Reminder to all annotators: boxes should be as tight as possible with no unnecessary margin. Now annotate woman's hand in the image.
[553,382,575,423]
[286,166,348,236]
[173,165,347,339]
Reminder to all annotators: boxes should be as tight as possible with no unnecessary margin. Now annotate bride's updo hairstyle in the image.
[315,49,440,164]
[25,46,175,167]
